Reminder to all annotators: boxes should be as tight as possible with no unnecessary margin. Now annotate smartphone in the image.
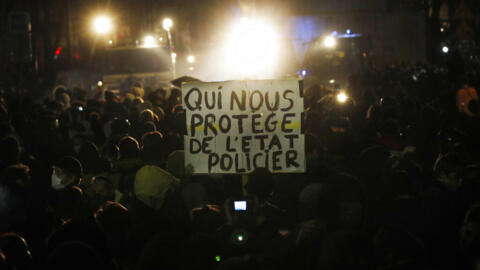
[233,200,247,211]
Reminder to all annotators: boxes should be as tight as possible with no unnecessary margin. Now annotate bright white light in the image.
[143,35,156,48]
[162,18,173,31]
[442,46,449,53]
[159,37,163,41]
[301,69,307,78]
[171,52,177,64]
[440,27,445,32]
[337,92,348,103]
[224,18,279,78]
[234,201,247,211]
[237,235,244,241]
[97,81,103,87]
[346,29,351,34]
[93,16,112,34]
[329,79,335,84]
[187,55,195,63]
[324,36,336,48]
[108,40,113,44]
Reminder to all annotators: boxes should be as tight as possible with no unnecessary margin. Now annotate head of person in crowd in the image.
[77,141,102,174]
[53,86,69,100]
[298,182,323,222]
[384,155,423,197]
[437,127,466,155]
[88,177,115,210]
[71,87,88,106]
[55,92,71,111]
[51,156,83,191]
[101,142,120,163]
[149,88,167,107]
[133,121,156,143]
[321,116,356,157]
[134,165,176,211]
[433,152,465,191]
[163,133,183,156]
[245,168,275,202]
[71,135,89,155]
[94,201,129,234]
[168,88,182,108]
[166,150,190,179]
[105,90,118,104]
[94,202,130,260]
[55,186,89,221]
[118,136,140,159]
[53,86,70,108]
[0,137,20,169]
[170,104,186,134]
[317,173,366,231]
[139,109,157,123]
[0,232,32,270]
[141,131,164,162]
[357,145,390,199]
[153,106,166,122]
[181,182,208,214]
[190,204,224,234]
[88,111,106,145]
[0,164,31,192]
[110,118,131,138]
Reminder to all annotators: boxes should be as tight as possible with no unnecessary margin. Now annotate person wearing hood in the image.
[133,165,177,214]
[49,156,91,224]
[126,165,188,267]
[51,156,83,191]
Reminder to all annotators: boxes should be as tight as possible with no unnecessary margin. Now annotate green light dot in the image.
[215,255,221,262]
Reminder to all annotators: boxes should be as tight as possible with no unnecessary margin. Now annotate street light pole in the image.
[163,18,176,79]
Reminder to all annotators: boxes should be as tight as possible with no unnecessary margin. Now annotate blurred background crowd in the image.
[0,58,480,270]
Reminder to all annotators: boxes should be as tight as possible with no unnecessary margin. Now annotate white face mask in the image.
[51,173,66,190]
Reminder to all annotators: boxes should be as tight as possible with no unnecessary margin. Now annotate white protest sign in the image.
[182,79,305,174]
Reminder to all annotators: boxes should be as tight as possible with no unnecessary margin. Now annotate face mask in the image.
[51,173,66,190]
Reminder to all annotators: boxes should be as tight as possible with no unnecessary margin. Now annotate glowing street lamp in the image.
[224,18,279,78]
[93,16,112,34]
[143,35,156,48]
[324,36,336,48]
[162,18,175,78]
[337,92,348,103]
[162,18,173,31]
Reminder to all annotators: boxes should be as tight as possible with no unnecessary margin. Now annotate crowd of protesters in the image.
[1,60,480,270]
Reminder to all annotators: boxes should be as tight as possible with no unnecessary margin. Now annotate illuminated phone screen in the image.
[234,200,247,211]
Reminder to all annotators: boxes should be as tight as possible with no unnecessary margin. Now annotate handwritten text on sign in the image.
[182,80,305,174]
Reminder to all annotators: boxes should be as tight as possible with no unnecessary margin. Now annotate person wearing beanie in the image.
[51,156,84,191]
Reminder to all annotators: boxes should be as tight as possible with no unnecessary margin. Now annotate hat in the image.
[134,165,175,210]
[55,156,84,178]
